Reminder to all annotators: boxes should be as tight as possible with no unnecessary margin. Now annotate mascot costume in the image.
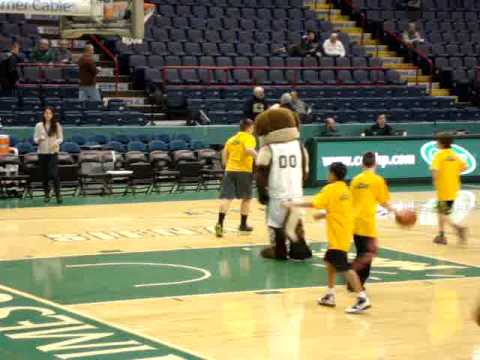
[255,107,312,260]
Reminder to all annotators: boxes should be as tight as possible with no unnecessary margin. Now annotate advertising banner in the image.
[0,0,93,16]
[309,136,480,182]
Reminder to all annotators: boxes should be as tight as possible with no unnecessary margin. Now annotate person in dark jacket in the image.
[366,114,394,136]
[78,44,101,101]
[0,43,21,95]
[275,30,321,58]
[244,87,268,120]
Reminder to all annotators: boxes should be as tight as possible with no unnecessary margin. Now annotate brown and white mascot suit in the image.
[255,107,312,260]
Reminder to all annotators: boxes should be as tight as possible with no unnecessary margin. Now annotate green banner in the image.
[308,136,480,182]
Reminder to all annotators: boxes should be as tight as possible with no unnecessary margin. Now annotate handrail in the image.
[383,28,433,94]
[90,35,119,94]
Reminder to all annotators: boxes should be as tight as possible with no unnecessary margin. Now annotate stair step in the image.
[368,50,397,57]
[380,57,405,64]
[314,8,340,16]
[432,88,450,96]
[348,33,372,41]
[363,44,388,53]
[103,90,145,98]
[397,69,419,77]
[311,3,331,10]
[408,82,440,89]
[404,75,431,82]
[98,82,131,92]
[384,63,417,69]
[98,68,115,77]
[103,97,146,106]
[38,26,59,35]
[317,13,346,21]
[338,26,363,33]
[331,20,357,28]
[98,75,130,82]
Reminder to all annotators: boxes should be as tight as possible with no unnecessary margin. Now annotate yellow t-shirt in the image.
[350,169,390,238]
[225,131,256,173]
[312,181,353,252]
[431,148,466,201]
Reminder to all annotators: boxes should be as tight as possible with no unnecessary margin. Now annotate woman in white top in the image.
[33,107,64,203]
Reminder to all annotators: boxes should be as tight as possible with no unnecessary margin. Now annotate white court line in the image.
[426,274,465,278]
[67,262,211,287]
[0,284,208,359]
[370,271,398,275]
[70,276,480,307]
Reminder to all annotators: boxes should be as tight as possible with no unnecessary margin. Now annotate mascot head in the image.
[254,107,300,147]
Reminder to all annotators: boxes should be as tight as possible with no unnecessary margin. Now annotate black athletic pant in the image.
[352,235,378,286]
[39,153,60,197]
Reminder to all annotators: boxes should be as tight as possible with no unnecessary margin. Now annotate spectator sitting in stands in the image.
[31,39,55,63]
[402,22,424,47]
[0,42,21,95]
[291,91,312,123]
[366,114,394,136]
[54,39,73,64]
[274,30,321,57]
[323,33,346,58]
[244,87,268,120]
[320,117,339,137]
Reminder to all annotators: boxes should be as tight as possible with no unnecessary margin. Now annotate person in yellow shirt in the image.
[431,133,467,245]
[350,152,398,288]
[285,162,371,314]
[215,119,257,238]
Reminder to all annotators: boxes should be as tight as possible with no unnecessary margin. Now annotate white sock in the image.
[359,291,367,299]
[326,287,335,296]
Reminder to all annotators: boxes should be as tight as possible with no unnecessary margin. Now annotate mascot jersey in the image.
[268,140,304,200]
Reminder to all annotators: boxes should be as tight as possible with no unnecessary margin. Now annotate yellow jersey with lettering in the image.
[350,169,390,238]
[225,131,256,173]
[431,148,466,201]
[312,181,353,252]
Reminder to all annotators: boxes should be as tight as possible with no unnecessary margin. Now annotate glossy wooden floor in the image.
[1,189,479,359]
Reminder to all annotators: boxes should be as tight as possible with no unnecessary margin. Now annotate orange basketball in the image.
[395,209,417,228]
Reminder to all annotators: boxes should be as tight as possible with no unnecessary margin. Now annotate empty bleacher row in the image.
[0,97,145,127]
[17,65,80,85]
[179,86,479,123]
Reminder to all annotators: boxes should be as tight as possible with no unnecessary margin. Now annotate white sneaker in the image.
[317,293,336,307]
[345,296,371,314]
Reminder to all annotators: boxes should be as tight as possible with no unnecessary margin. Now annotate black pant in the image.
[39,154,60,197]
[352,235,378,286]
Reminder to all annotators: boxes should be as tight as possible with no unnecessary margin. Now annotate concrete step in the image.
[403,75,431,82]
[368,50,398,57]
[38,26,59,35]
[348,33,373,41]
[383,63,417,69]
[314,8,341,16]
[397,69,420,78]
[317,13,346,21]
[98,68,115,77]
[362,45,388,54]
[331,20,357,28]
[336,26,362,34]
[98,82,131,92]
[103,90,145,98]
[408,82,440,89]
[432,88,451,96]
[380,57,405,64]
[103,96,146,106]
[98,75,131,82]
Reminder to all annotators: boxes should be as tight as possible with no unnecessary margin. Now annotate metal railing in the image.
[383,28,434,95]
[90,35,119,94]
[160,65,410,87]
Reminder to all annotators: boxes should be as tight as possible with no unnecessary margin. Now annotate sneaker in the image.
[433,234,447,245]
[215,224,223,238]
[238,224,253,232]
[317,294,336,308]
[345,296,371,314]
[455,226,467,244]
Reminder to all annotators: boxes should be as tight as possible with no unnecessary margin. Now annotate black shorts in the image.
[354,235,377,256]
[437,200,454,215]
[324,249,351,272]
[219,171,253,200]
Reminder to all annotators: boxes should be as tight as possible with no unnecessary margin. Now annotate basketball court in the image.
[0,186,478,359]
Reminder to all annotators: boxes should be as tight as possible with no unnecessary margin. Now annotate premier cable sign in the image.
[0,0,93,16]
